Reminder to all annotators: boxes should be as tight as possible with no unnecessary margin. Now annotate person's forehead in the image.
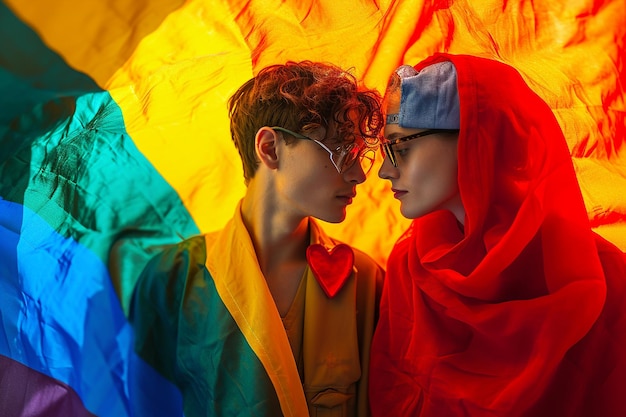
[384,89,401,113]
[383,90,402,138]
[384,123,422,141]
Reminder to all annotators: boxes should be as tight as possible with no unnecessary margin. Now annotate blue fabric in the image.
[397,61,460,129]
[0,198,183,416]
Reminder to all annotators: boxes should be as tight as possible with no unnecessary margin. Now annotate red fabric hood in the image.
[370,54,626,417]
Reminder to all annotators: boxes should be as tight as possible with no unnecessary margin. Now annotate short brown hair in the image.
[228,61,383,183]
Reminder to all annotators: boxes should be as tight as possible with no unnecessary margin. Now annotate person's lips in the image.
[337,192,356,205]
[391,188,408,199]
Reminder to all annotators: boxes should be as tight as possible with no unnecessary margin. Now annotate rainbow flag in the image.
[1,0,624,415]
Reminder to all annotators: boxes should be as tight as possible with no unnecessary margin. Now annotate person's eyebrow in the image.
[385,132,404,141]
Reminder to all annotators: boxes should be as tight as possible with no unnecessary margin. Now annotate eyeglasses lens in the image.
[381,143,396,167]
[335,144,376,174]
[358,149,375,174]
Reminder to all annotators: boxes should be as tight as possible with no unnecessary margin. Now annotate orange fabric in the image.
[369,54,626,416]
[2,2,625,416]
[4,0,625,266]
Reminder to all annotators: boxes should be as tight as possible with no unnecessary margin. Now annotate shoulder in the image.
[131,234,214,320]
[136,234,210,299]
[145,234,208,274]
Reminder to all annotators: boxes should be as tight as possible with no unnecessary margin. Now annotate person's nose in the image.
[378,155,398,180]
[343,160,366,184]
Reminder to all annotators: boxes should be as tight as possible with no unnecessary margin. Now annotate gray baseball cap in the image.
[386,61,460,129]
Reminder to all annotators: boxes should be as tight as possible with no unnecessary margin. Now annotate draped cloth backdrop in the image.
[0,0,624,415]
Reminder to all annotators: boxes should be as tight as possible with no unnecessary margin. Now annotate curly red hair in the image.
[228,61,383,183]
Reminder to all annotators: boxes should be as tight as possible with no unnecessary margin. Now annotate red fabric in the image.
[369,54,626,417]
[306,243,355,298]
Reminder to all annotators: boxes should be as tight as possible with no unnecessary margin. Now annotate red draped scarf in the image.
[369,54,626,417]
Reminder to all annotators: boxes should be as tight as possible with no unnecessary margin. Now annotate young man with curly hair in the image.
[130,61,385,417]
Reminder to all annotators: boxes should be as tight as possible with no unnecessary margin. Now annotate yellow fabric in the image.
[281,272,306,377]
[3,0,186,88]
[205,201,383,416]
[204,202,308,417]
[7,0,624,264]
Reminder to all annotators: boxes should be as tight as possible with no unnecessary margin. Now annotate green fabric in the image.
[0,2,99,127]
[1,4,199,314]
[1,90,200,313]
[130,235,284,417]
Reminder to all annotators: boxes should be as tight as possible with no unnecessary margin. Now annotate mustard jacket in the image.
[130,202,383,417]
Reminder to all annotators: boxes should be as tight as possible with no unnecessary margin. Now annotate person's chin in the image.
[317,209,346,224]
[400,205,421,220]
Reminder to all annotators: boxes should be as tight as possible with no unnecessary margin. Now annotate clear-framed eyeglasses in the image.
[272,126,376,174]
[381,129,459,167]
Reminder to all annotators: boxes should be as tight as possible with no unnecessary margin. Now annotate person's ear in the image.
[255,127,279,169]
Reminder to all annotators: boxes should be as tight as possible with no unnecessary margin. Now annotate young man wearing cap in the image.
[369,54,626,416]
[130,61,385,417]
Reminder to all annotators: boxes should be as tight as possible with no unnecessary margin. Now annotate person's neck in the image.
[443,192,466,227]
[240,178,310,277]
